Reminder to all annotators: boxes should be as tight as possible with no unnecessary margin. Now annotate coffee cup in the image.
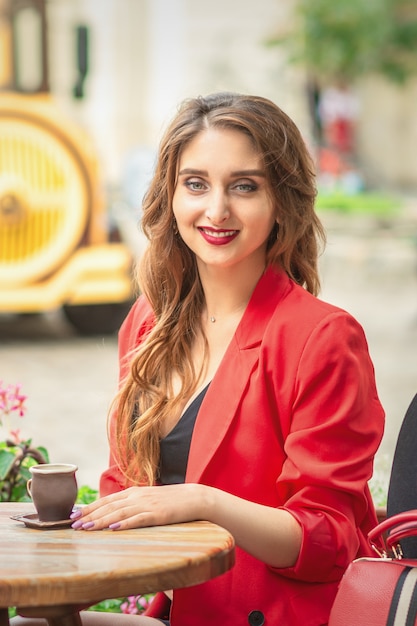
[27,463,78,522]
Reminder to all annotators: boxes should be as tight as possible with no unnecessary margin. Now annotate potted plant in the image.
[0,381,48,502]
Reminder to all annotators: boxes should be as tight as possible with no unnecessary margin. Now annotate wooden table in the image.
[0,503,235,626]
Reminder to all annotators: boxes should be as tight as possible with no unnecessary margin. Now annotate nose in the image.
[205,188,230,224]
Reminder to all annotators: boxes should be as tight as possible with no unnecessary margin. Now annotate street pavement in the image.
[1,201,417,494]
[0,312,117,490]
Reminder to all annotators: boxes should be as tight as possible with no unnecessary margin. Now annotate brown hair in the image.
[114,92,326,485]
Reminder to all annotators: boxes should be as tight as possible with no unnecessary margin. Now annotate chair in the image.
[386,392,417,557]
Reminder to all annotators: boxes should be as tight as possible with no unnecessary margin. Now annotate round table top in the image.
[0,502,235,609]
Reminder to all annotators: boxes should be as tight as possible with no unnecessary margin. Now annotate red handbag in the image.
[328,510,417,626]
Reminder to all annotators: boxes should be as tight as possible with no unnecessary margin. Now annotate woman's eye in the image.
[185,180,205,191]
[234,183,257,192]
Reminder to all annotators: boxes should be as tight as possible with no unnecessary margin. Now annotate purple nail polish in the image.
[71,520,83,529]
[70,509,82,520]
[109,522,121,530]
[82,521,95,529]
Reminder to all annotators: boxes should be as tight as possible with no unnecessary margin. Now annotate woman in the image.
[16,92,385,625]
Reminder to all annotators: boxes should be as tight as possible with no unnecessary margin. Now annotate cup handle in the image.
[26,478,32,498]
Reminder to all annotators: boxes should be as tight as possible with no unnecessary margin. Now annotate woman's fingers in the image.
[71,484,203,530]
[72,506,155,530]
[71,487,169,530]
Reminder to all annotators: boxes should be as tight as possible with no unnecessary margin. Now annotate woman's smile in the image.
[197,226,239,245]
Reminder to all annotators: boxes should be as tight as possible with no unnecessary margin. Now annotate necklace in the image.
[207,299,250,325]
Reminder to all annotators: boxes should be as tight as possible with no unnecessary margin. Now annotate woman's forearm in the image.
[197,484,302,568]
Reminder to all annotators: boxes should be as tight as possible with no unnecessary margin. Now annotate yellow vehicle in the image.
[0,0,134,334]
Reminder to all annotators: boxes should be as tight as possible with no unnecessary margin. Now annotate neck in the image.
[199,263,266,324]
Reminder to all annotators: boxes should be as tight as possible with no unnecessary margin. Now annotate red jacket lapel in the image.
[186,266,291,483]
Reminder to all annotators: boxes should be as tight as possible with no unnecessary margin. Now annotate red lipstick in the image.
[198,227,239,246]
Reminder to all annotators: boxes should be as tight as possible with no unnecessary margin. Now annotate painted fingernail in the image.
[82,521,95,529]
[71,520,83,529]
[70,509,82,520]
[109,522,121,530]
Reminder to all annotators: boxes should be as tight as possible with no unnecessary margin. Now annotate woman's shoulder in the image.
[125,294,154,320]
[292,281,359,324]
[261,268,365,342]
[275,282,371,364]
[263,266,355,322]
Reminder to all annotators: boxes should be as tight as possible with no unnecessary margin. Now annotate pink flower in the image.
[9,429,23,444]
[11,386,27,418]
[138,596,149,609]
[0,382,27,428]
[120,595,150,615]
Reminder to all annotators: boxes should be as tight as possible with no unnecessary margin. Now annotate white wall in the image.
[358,76,417,189]
[46,0,308,188]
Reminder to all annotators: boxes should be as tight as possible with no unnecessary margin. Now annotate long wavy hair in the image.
[114,92,326,485]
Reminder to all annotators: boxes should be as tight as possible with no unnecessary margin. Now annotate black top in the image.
[158,384,209,485]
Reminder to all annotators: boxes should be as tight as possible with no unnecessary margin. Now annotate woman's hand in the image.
[70,483,301,569]
[70,483,206,531]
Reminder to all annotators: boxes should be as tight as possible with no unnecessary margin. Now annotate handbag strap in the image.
[368,510,417,557]
[387,522,417,549]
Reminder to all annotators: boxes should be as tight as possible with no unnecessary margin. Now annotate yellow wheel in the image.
[0,112,90,286]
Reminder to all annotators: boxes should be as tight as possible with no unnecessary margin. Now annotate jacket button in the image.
[248,610,265,625]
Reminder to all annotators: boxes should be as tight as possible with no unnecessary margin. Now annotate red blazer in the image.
[100,266,385,626]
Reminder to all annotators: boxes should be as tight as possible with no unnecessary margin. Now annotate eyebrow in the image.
[177,168,266,177]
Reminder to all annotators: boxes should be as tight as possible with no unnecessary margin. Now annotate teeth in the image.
[201,229,236,238]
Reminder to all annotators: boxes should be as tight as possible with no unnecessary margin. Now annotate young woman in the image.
[15,92,385,626]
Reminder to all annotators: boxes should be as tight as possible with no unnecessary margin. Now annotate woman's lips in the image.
[198,227,239,245]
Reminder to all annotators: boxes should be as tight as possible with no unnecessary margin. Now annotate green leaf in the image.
[0,449,16,481]
[76,485,99,505]
[268,0,417,83]
[37,446,50,463]
[88,598,123,613]
[10,482,31,503]
[18,465,32,481]
[0,440,53,502]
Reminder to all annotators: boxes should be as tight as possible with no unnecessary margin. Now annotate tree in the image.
[268,0,417,85]
[268,0,417,187]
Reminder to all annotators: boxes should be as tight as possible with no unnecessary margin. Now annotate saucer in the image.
[11,513,73,530]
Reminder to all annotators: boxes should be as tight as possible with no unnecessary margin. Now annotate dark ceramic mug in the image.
[27,463,78,522]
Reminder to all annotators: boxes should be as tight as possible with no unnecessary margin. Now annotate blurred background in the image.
[1,0,417,492]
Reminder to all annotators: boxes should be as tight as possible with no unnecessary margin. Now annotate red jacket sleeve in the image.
[272,310,384,581]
